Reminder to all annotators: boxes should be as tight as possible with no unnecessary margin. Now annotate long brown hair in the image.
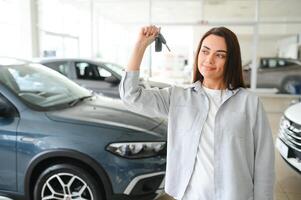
[192,27,245,89]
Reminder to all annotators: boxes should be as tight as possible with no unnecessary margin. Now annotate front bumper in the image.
[276,138,301,173]
[112,171,165,200]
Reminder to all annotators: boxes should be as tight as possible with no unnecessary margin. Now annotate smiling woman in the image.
[120,25,275,200]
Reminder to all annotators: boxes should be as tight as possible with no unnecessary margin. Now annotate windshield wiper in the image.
[68,95,93,107]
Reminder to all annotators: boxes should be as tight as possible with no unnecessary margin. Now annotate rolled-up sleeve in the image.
[119,70,172,118]
[253,98,275,200]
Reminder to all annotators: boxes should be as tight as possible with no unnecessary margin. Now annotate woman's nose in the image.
[205,53,214,64]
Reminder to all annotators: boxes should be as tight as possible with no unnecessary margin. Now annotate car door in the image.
[73,61,120,98]
[257,58,289,88]
[0,93,19,191]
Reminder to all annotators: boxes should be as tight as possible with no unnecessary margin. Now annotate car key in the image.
[155,33,171,52]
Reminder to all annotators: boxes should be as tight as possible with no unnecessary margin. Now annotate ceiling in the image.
[92,0,301,25]
[54,0,301,37]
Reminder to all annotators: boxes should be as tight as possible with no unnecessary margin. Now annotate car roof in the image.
[260,57,301,65]
[33,57,115,65]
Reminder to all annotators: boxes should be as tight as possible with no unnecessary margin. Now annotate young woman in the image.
[119,25,275,200]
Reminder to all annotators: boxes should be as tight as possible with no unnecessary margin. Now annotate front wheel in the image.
[33,163,103,200]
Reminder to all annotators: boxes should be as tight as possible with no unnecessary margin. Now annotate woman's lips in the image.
[202,65,216,71]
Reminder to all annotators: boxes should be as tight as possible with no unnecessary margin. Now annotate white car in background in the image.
[276,100,301,174]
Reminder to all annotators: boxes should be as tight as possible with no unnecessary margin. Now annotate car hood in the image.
[46,96,167,136]
[284,102,301,125]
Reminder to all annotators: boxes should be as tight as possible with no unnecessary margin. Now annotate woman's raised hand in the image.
[137,25,160,47]
[126,25,160,71]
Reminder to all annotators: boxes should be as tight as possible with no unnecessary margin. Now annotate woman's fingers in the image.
[138,25,160,46]
[142,25,160,37]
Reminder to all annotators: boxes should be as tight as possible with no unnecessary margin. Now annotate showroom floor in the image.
[0,94,300,200]
[157,94,301,200]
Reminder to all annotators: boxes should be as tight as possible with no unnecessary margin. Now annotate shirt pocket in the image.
[224,111,248,139]
[171,105,198,134]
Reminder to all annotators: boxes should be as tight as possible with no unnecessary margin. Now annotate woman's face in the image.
[198,34,227,82]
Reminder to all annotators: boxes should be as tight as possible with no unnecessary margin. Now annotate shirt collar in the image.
[191,80,241,95]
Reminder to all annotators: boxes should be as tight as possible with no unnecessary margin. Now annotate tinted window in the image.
[0,94,18,118]
[261,59,292,69]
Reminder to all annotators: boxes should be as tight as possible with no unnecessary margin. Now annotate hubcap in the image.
[41,172,94,200]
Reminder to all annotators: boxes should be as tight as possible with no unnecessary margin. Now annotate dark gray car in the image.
[0,58,167,200]
[243,57,301,94]
[35,58,170,98]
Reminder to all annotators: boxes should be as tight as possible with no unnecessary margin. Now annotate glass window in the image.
[0,94,17,118]
[98,67,112,78]
[278,60,286,67]
[0,64,90,110]
[268,59,277,68]
[75,62,100,80]
[103,63,123,76]
[261,59,269,68]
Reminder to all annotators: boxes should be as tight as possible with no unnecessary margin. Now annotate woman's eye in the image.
[216,54,226,59]
[201,50,209,55]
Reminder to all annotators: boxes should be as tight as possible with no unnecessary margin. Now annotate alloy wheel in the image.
[40,172,94,200]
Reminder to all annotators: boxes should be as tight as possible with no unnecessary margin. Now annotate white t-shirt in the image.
[182,86,232,200]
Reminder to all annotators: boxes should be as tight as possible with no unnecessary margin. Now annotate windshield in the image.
[0,63,91,110]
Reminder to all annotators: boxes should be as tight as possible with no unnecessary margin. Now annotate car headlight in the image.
[280,116,290,130]
[106,142,166,159]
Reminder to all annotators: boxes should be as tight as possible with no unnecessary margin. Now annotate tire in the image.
[33,163,103,200]
[281,77,301,94]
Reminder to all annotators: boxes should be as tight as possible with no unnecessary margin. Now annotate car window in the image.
[261,59,291,69]
[0,94,18,118]
[104,63,123,75]
[261,59,268,68]
[75,62,114,81]
[98,67,112,78]
[278,59,286,66]
[260,58,299,69]
[285,60,299,66]
[75,62,100,80]
[43,62,69,76]
[268,59,277,68]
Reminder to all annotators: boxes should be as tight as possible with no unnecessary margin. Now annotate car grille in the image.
[279,116,301,152]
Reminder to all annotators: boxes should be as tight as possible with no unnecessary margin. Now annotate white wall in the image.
[277,36,298,59]
[0,0,32,59]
